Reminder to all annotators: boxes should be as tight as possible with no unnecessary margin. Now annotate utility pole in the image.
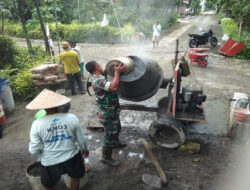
[53,0,60,53]
[17,0,33,53]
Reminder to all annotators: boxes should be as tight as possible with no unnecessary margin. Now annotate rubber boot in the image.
[101,146,120,167]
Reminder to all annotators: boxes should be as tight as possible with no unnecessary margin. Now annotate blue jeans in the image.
[66,72,84,95]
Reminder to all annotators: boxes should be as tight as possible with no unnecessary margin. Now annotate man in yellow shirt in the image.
[58,42,84,95]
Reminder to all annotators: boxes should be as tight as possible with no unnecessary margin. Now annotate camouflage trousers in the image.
[99,113,121,147]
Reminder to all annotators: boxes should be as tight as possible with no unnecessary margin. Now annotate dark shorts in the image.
[41,151,85,188]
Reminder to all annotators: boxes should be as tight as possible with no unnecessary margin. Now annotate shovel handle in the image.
[140,138,167,184]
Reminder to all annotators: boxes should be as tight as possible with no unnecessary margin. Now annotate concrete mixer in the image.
[87,40,207,148]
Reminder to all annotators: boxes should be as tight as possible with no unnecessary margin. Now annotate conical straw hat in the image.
[26,89,71,110]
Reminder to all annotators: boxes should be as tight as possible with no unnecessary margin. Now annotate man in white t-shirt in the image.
[69,40,85,77]
[27,89,89,190]
[152,22,162,48]
[48,35,54,56]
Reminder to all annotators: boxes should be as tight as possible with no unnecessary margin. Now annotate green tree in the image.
[0,1,11,36]
[17,0,33,53]
[208,0,250,36]
[33,0,50,54]
[190,0,201,15]
[230,0,250,36]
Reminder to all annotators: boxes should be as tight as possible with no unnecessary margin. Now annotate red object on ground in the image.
[187,52,209,67]
[0,100,6,126]
[234,107,249,122]
[219,38,235,54]
[225,42,245,56]
[219,38,245,56]
[189,48,210,53]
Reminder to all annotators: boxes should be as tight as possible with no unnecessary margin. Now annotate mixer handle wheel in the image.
[148,117,186,148]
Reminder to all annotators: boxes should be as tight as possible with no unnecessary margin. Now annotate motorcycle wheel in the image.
[210,37,218,47]
[189,39,198,48]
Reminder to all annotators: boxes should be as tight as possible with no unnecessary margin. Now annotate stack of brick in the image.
[30,63,65,85]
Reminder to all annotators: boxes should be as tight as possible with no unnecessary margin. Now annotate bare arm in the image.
[108,64,126,92]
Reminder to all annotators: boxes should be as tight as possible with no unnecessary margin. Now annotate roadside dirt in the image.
[0,13,249,190]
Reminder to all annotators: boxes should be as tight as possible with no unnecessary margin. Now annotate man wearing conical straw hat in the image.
[27,89,89,190]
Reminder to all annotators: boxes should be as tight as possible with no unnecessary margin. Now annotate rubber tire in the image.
[148,117,186,148]
[157,96,168,118]
[157,96,169,109]
[210,37,218,47]
[189,39,198,48]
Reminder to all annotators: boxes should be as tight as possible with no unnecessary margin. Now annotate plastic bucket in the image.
[26,162,45,190]
[234,108,249,122]
[0,78,15,114]
[63,173,88,189]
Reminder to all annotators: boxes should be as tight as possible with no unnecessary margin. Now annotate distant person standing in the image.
[69,40,85,78]
[48,35,54,56]
[152,22,162,48]
[58,41,84,95]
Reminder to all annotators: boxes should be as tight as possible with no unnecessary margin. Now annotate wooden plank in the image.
[140,138,167,184]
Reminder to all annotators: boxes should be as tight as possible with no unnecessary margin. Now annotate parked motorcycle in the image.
[188,29,218,48]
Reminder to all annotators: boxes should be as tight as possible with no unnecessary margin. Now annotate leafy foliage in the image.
[121,23,136,41]
[190,0,201,15]
[208,0,250,25]
[0,36,50,100]
[221,19,239,38]
[221,19,250,60]
[5,21,121,43]
[0,36,18,69]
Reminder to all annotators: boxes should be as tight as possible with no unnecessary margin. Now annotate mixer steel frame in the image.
[87,40,206,148]
[120,61,206,122]
[120,40,206,123]
[120,40,206,148]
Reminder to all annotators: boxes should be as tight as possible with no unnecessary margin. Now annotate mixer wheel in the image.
[157,96,168,109]
[148,117,186,148]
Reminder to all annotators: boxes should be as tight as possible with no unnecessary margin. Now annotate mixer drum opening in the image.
[106,56,164,102]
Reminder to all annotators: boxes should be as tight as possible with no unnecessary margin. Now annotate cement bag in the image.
[47,64,58,70]
[57,64,64,74]
[30,64,50,74]
[31,74,43,80]
[44,75,58,82]
[43,71,58,76]
[63,173,88,189]
[32,80,47,86]
[58,74,66,79]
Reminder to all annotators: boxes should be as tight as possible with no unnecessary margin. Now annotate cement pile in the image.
[30,63,65,85]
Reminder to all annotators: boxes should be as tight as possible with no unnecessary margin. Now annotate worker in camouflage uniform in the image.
[85,61,126,166]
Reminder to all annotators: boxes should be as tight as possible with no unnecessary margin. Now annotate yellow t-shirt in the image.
[59,50,80,74]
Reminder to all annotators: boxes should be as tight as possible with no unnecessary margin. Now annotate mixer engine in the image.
[177,86,207,114]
